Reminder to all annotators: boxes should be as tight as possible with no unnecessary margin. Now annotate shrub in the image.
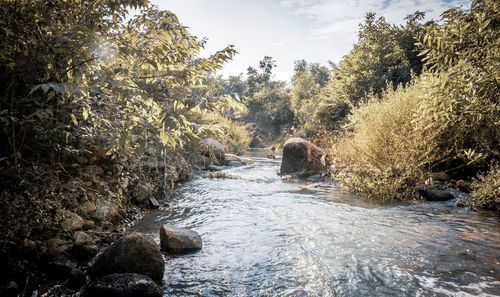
[201,112,251,155]
[332,75,443,200]
[469,163,500,212]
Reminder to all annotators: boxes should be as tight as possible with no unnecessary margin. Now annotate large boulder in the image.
[91,233,164,284]
[280,138,325,176]
[202,138,225,160]
[84,273,162,297]
[159,225,202,253]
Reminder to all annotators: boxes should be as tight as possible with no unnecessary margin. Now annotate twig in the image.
[60,57,98,80]
[21,274,29,297]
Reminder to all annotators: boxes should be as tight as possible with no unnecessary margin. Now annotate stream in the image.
[133,149,500,296]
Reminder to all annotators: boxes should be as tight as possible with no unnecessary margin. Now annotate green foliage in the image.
[290,63,322,129]
[200,112,251,155]
[0,0,239,257]
[304,12,426,136]
[0,0,238,163]
[469,163,500,211]
[323,12,422,106]
[331,1,499,204]
[416,0,500,163]
[238,57,294,144]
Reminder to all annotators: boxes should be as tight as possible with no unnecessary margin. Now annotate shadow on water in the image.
[134,149,500,296]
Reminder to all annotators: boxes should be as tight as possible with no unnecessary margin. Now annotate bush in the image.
[201,112,251,155]
[469,163,500,212]
[332,75,443,200]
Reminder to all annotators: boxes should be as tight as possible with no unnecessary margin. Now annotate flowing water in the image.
[134,149,500,296]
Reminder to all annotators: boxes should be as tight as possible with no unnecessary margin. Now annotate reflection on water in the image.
[134,149,500,296]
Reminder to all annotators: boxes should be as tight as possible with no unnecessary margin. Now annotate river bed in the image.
[134,149,500,296]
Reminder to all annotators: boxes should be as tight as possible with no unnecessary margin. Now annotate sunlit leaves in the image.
[416,0,499,162]
[0,0,239,173]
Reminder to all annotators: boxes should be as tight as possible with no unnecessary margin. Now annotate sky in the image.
[151,0,471,81]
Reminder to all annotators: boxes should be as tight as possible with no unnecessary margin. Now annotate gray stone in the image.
[68,243,99,263]
[307,174,322,182]
[220,154,246,167]
[432,172,451,182]
[94,198,124,224]
[68,268,86,289]
[456,198,466,207]
[61,211,84,231]
[80,201,96,216]
[206,165,223,172]
[160,225,202,253]
[74,231,93,245]
[226,161,245,167]
[48,256,73,279]
[46,238,71,257]
[149,197,160,209]
[202,138,225,160]
[456,180,471,192]
[83,220,95,230]
[84,273,162,297]
[91,233,164,284]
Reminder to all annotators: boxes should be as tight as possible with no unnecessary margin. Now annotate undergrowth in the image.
[469,163,500,212]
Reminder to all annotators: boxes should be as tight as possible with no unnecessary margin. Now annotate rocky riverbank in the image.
[0,138,248,297]
[0,147,193,296]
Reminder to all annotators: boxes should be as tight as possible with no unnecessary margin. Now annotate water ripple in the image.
[133,149,500,296]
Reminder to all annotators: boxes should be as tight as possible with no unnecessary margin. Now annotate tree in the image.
[416,0,499,165]
[0,0,238,256]
[310,11,427,134]
[259,56,276,76]
[240,57,293,143]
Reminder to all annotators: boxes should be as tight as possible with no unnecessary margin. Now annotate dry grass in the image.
[331,76,445,200]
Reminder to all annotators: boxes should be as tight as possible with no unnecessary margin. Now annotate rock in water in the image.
[220,154,246,167]
[417,185,455,201]
[91,232,164,284]
[280,138,325,176]
[84,273,162,297]
[160,225,202,253]
[202,138,225,160]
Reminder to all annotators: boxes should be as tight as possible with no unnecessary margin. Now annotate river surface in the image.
[134,149,500,296]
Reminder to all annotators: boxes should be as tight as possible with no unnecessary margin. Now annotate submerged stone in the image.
[84,273,162,297]
[417,185,454,201]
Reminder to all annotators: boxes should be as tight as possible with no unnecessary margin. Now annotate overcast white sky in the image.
[152,0,470,81]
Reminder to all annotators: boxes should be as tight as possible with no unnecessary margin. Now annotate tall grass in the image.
[332,75,445,200]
